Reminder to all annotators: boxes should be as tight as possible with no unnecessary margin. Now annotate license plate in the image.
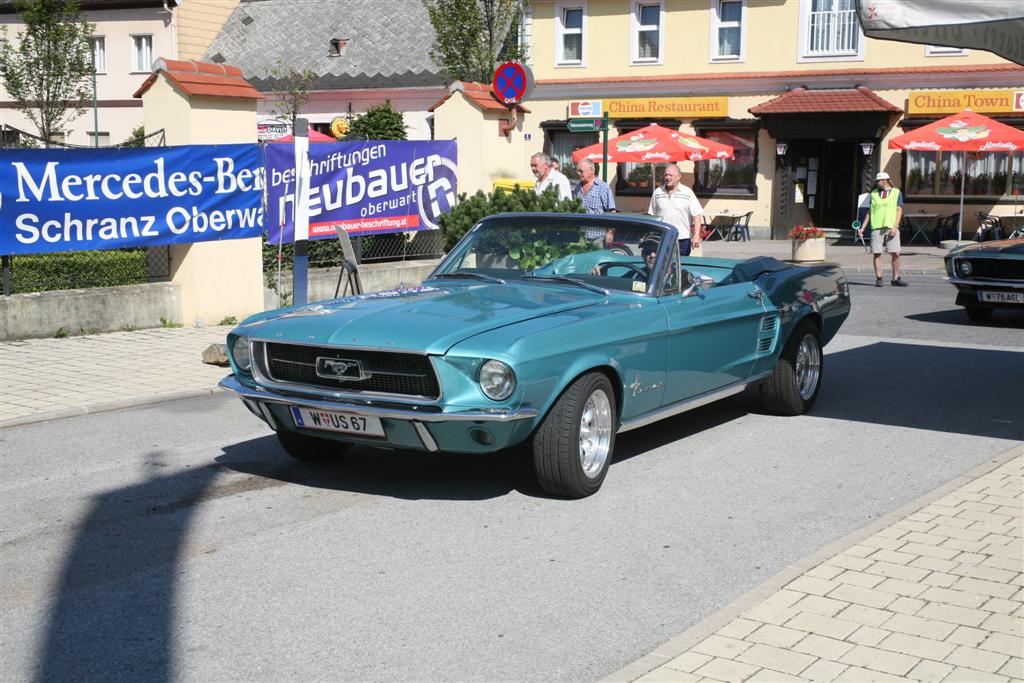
[290,407,385,437]
[979,291,1024,304]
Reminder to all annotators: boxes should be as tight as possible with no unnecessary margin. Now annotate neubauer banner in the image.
[265,139,457,243]
[0,144,263,256]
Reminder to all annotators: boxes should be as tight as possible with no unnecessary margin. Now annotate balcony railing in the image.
[805,9,859,57]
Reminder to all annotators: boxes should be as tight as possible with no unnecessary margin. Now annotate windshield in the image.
[435,216,672,295]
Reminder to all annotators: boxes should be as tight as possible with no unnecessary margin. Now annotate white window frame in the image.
[86,131,111,147]
[555,2,587,67]
[796,0,865,63]
[630,0,664,65]
[925,44,968,57]
[708,0,746,63]
[130,34,153,73]
[519,3,533,64]
[89,35,106,73]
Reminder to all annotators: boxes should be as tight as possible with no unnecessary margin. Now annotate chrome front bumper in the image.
[946,276,1024,289]
[218,375,539,424]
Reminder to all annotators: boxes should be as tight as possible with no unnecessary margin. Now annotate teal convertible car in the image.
[222,214,850,497]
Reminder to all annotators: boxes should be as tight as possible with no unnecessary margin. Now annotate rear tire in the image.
[965,307,993,323]
[276,430,349,461]
[760,321,823,416]
[532,373,617,498]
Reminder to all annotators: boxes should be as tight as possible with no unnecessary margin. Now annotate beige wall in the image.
[141,74,264,326]
[0,6,175,145]
[176,0,239,61]
[530,0,1016,81]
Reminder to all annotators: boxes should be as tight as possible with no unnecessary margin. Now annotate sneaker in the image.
[892,278,908,287]
[875,277,883,287]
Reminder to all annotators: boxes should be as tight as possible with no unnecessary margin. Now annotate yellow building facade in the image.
[433,0,1024,238]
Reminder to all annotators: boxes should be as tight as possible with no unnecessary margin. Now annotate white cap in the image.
[875,172,890,181]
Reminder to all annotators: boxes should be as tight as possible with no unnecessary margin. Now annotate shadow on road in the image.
[907,309,1024,328]
[35,452,223,683]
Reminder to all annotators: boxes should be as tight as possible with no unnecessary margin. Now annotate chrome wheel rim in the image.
[579,389,613,478]
[795,334,821,400]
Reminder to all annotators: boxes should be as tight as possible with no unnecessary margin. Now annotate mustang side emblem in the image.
[315,357,368,381]
[630,374,663,398]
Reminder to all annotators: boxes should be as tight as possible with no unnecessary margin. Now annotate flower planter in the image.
[791,237,826,262]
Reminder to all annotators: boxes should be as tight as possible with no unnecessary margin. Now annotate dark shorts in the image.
[678,238,692,256]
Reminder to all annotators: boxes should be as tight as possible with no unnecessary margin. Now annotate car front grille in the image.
[960,258,1024,281]
[259,342,440,400]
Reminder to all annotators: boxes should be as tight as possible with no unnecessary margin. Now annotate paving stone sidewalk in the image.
[0,326,232,427]
[612,450,1024,683]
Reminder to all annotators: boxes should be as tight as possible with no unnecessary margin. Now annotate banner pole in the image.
[601,111,609,182]
[958,150,966,242]
[292,119,310,307]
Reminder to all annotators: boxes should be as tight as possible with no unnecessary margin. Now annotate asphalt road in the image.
[1,274,1021,682]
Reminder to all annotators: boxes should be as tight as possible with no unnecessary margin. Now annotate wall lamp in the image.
[860,141,875,156]
[776,142,788,157]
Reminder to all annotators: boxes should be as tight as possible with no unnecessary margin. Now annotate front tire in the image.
[761,321,823,416]
[532,373,617,498]
[965,306,993,323]
[276,430,350,461]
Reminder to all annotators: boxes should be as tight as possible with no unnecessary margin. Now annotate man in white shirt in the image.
[648,164,706,256]
[531,153,572,201]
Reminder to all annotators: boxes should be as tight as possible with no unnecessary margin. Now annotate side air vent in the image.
[756,315,779,355]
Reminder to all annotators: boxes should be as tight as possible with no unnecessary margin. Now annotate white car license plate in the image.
[290,407,385,437]
[979,291,1024,304]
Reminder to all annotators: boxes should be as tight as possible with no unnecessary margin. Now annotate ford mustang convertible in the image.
[221,214,850,497]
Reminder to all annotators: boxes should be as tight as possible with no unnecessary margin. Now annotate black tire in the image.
[276,430,350,461]
[532,373,617,498]
[965,307,993,323]
[760,321,823,416]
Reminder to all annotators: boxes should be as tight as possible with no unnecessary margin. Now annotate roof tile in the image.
[748,86,901,114]
[133,59,260,100]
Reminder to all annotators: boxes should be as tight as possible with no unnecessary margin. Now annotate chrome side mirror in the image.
[683,271,714,299]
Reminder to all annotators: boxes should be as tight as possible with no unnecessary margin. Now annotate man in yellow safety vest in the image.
[858,172,908,288]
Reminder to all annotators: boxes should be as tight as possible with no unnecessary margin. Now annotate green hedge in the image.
[7,249,150,294]
[438,186,583,250]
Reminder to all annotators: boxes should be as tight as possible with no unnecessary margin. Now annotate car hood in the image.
[949,239,1024,258]
[236,282,601,354]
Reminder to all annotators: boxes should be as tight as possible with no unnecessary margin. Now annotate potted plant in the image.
[789,225,826,262]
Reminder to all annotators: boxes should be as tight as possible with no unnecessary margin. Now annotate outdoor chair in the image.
[975,212,1004,242]
[932,213,959,243]
[702,218,727,241]
[727,211,753,242]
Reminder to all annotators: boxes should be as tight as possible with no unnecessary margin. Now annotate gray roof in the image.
[204,0,445,91]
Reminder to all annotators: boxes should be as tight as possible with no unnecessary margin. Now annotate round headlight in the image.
[958,260,973,276]
[231,336,251,372]
[479,360,515,401]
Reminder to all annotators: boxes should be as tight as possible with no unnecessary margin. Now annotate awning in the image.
[749,87,900,115]
[856,0,1024,66]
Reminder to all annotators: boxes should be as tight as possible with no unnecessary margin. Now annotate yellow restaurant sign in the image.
[568,97,728,119]
[907,90,1024,115]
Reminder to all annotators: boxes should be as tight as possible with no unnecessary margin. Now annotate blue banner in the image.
[0,144,263,255]
[265,140,457,242]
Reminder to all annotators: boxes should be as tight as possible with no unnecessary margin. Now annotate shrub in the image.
[437,185,583,251]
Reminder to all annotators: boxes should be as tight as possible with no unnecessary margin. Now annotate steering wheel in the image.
[594,261,649,279]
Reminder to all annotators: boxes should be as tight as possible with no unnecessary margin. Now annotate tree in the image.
[0,0,95,145]
[424,0,526,84]
[267,62,316,126]
[344,102,407,141]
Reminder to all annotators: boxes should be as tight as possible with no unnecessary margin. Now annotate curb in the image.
[600,443,1024,683]
[0,386,223,429]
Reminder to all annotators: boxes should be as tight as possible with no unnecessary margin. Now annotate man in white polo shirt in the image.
[531,153,572,201]
[648,164,706,256]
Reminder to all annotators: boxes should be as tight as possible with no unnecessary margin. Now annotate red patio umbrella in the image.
[889,110,1024,241]
[270,129,337,143]
[571,123,734,164]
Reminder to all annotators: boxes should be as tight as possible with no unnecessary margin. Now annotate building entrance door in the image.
[789,140,861,229]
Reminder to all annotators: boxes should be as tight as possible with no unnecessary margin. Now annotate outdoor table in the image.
[705,211,743,241]
[903,212,939,245]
